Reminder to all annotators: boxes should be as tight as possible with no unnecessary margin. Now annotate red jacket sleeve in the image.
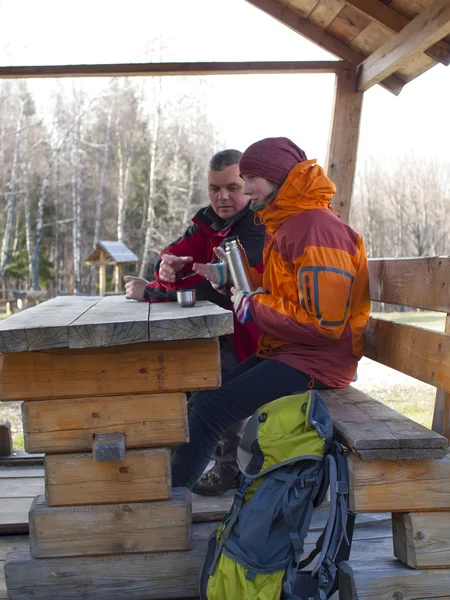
[154,224,208,289]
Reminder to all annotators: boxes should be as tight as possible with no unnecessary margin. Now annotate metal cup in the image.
[176,289,196,308]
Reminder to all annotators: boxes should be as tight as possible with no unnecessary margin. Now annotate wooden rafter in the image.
[0,61,350,79]
[246,0,405,94]
[345,0,450,66]
[357,0,450,92]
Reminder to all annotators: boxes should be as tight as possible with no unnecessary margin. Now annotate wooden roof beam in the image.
[246,0,405,95]
[345,0,450,66]
[357,0,450,92]
[0,60,351,79]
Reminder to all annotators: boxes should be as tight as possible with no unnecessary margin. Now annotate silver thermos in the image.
[223,236,256,292]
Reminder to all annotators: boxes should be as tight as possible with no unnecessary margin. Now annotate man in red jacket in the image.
[125,149,265,495]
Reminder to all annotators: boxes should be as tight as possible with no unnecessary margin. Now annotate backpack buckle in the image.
[297,476,319,489]
[294,475,319,498]
[336,481,349,495]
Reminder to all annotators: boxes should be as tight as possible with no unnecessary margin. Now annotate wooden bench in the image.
[320,256,450,599]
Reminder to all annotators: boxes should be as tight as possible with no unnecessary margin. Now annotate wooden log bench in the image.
[320,256,450,599]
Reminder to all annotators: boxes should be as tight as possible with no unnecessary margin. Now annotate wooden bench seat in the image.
[321,387,447,460]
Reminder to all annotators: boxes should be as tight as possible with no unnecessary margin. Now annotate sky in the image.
[0,0,449,166]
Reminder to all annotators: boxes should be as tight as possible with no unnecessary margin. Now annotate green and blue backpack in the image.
[200,390,353,600]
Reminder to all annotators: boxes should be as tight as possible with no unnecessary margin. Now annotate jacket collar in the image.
[257,160,336,234]
[193,203,253,234]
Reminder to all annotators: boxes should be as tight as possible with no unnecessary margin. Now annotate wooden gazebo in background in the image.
[85,241,138,296]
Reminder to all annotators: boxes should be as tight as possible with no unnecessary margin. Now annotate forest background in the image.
[0,0,449,295]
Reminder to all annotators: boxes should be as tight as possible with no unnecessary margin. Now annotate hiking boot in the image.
[192,470,239,496]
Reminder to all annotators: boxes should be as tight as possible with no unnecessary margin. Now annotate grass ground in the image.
[0,311,446,449]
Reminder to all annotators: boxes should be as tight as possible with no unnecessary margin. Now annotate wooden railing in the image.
[367,256,450,438]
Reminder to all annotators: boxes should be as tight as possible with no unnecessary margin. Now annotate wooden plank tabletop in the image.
[0,296,233,353]
[0,297,100,352]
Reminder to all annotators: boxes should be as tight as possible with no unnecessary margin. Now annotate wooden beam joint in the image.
[357,0,450,91]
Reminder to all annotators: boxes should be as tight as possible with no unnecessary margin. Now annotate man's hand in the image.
[159,254,193,283]
[124,276,149,301]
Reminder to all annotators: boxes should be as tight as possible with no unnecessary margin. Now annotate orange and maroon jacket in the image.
[248,159,370,387]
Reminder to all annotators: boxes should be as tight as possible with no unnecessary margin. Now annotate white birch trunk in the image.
[139,79,161,278]
[183,161,197,226]
[93,108,113,247]
[31,164,52,290]
[0,102,25,281]
[116,121,131,243]
[12,210,20,255]
[23,166,34,287]
[71,130,82,294]
[89,107,113,294]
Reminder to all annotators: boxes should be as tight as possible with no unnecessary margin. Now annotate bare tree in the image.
[139,78,162,278]
[351,157,450,259]
[0,95,28,281]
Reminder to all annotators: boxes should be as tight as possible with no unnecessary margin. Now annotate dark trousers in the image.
[210,336,246,483]
[172,355,326,489]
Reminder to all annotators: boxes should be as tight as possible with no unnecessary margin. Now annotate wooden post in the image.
[0,420,13,456]
[98,250,107,297]
[114,264,121,293]
[326,67,364,224]
[98,265,106,296]
[432,314,450,440]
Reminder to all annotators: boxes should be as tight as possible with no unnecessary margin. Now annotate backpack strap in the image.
[283,441,353,600]
[281,476,316,559]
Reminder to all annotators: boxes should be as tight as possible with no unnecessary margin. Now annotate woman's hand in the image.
[193,247,229,291]
[231,286,265,323]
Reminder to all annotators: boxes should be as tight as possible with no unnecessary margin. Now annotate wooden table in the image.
[0,296,233,600]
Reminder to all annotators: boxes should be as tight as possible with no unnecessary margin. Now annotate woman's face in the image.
[241,175,278,211]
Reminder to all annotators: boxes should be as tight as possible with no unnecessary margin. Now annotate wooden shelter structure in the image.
[85,241,138,295]
[1,0,449,225]
[1,1,450,599]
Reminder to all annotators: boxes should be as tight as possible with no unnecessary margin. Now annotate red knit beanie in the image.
[240,137,307,184]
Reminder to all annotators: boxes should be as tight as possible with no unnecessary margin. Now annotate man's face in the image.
[208,164,249,220]
[242,175,278,210]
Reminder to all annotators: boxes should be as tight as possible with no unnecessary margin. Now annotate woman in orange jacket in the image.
[171,137,370,489]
